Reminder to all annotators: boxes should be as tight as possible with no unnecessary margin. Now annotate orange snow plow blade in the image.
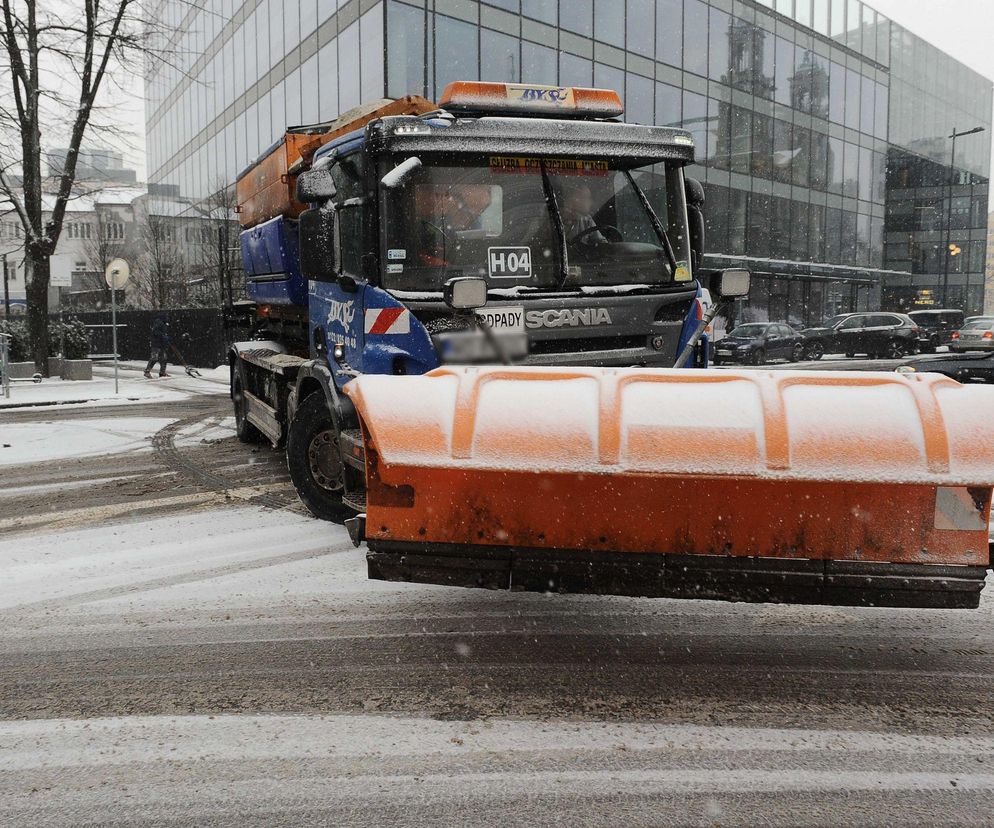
[344,367,994,608]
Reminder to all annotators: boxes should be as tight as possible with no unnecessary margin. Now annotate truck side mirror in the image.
[710,268,750,299]
[685,177,705,272]
[298,204,337,282]
[444,277,488,310]
[296,168,337,203]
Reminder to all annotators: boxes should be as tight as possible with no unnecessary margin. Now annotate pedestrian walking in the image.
[144,315,171,378]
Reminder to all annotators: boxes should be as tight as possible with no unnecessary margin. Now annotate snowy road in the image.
[3,392,994,825]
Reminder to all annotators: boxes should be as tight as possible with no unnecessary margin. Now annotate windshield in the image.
[728,324,771,337]
[379,156,692,292]
[822,314,851,328]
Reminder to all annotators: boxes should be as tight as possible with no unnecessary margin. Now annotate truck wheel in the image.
[286,392,352,522]
[232,375,264,444]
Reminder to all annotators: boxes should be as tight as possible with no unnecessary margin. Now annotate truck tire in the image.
[286,391,352,522]
[232,374,264,444]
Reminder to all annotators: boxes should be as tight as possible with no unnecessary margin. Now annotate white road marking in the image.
[2,714,993,772]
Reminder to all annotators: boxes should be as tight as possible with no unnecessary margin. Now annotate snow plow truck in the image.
[229,82,994,610]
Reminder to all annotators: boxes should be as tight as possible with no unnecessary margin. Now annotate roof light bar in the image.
[439,82,624,119]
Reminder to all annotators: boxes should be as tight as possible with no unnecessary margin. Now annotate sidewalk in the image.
[0,361,228,410]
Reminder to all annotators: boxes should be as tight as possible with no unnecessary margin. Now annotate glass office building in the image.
[145,0,993,321]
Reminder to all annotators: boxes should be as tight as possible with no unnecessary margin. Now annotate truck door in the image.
[309,150,369,385]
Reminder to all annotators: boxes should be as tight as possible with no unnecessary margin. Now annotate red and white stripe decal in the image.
[364,308,410,335]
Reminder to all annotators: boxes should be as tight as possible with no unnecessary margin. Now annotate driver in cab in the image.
[560,180,607,249]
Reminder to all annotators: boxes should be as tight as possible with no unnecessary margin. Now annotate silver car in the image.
[950,318,994,352]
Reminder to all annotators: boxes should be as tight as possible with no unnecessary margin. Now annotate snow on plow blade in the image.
[344,367,994,609]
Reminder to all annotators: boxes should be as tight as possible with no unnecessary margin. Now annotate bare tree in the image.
[133,210,185,310]
[190,179,239,308]
[79,208,135,308]
[0,0,156,370]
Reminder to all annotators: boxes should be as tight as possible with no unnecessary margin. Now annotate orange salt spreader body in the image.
[344,366,994,609]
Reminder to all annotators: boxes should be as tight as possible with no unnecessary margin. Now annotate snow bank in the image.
[0,375,190,409]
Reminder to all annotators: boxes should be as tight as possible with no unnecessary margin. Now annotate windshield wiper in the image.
[624,170,678,275]
[539,160,570,290]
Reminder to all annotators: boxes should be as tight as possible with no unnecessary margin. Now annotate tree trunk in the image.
[25,252,51,374]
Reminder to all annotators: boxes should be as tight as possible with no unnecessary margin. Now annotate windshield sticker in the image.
[386,263,404,275]
[675,260,692,282]
[488,246,532,279]
[488,157,609,176]
[387,248,406,260]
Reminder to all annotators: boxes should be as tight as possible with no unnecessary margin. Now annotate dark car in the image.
[897,351,994,384]
[712,322,806,365]
[908,309,965,352]
[801,312,927,360]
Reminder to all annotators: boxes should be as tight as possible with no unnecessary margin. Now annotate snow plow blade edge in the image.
[344,366,994,608]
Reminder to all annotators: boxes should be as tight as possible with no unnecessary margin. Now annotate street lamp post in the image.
[941,125,985,308]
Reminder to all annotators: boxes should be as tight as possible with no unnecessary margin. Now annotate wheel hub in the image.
[308,429,344,492]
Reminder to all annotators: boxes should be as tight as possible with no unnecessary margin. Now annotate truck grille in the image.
[529,335,646,355]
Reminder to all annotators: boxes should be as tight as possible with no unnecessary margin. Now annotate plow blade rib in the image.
[344,367,994,607]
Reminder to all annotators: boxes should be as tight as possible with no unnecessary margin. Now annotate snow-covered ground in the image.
[0,360,228,410]
[0,416,175,466]
[174,414,237,446]
[0,506,359,613]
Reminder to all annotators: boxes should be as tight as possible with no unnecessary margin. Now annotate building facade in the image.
[144,0,993,323]
[0,188,235,314]
[45,147,139,186]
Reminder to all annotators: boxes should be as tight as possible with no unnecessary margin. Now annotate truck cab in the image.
[232,82,741,520]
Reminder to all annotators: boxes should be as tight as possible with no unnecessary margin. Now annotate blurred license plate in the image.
[436,331,529,362]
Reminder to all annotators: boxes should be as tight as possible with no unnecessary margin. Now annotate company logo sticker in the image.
[326,300,356,330]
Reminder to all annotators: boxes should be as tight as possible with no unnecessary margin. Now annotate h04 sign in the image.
[488,246,532,279]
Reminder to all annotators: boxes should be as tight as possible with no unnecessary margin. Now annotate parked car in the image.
[908,309,965,352]
[949,318,994,353]
[712,322,806,365]
[801,312,927,360]
[898,350,994,384]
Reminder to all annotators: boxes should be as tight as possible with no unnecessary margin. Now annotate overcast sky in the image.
[118,0,994,188]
